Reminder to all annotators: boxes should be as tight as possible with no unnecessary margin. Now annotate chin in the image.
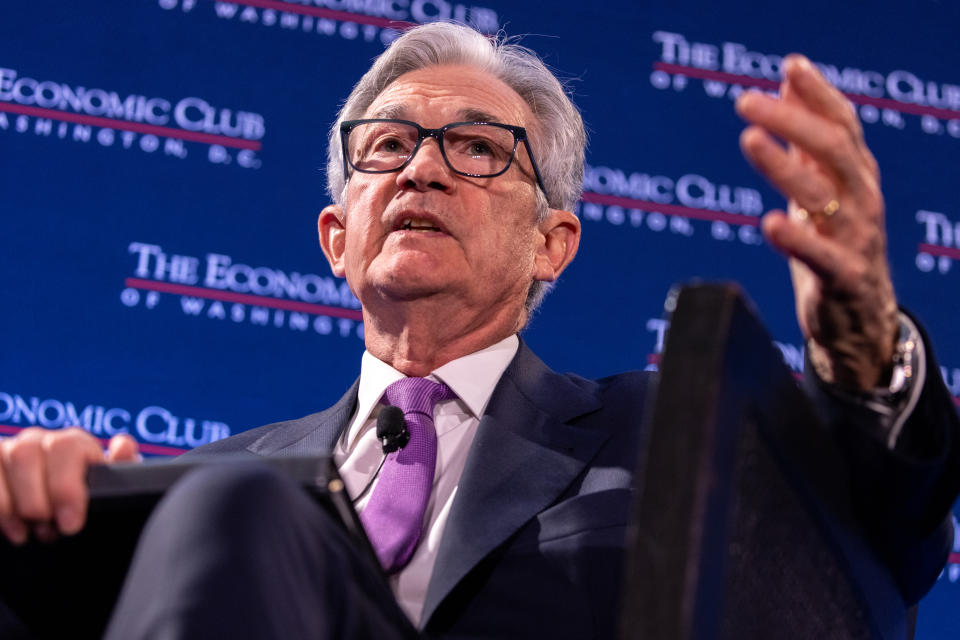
[371,272,449,302]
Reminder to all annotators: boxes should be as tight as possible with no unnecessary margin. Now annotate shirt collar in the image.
[342,334,519,451]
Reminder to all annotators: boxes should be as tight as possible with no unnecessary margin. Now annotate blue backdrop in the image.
[2,1,959,635]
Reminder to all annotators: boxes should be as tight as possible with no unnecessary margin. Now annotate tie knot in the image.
[383,377,455,416]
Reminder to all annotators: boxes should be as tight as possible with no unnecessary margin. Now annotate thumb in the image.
[106,434,141,463]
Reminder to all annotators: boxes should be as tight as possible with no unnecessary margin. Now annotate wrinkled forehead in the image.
[362,65,538,135]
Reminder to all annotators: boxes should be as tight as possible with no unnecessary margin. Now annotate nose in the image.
[395,137,454,193]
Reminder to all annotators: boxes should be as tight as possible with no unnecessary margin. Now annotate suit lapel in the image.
[420,342,608,626]
[234,350,609,627]
[245,379,359,456]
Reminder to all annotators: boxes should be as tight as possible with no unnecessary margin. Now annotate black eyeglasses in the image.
[340,119,548,197]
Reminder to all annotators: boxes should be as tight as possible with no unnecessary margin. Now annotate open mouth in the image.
[397,218,444,233]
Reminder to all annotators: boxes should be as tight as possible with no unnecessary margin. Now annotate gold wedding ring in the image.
[822,199,840,217]
[795,199,839,222]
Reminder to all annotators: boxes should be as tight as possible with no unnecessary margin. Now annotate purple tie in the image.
[360,377,456,573]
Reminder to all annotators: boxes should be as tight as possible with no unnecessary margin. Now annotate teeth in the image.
[399,218,438,231]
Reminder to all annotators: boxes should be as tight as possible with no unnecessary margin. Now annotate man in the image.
[0,21,957,639]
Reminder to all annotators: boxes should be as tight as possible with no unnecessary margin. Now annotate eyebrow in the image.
[456,108,502,124]
[369,104,407,120]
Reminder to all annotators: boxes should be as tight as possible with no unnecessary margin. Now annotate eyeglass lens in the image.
[347,122,517,177]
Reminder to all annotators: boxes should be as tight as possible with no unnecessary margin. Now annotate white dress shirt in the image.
[333,335,519,625]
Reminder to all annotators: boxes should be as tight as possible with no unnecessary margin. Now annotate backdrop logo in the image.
[645,317,668,370]
[649,31,960,140]
[121,241,364,340]
[0,390,229,454]
[915,209,960,274]
[158,0,500,45]
[644,316,805,374]
[578,163,766,246]
[0,67,264,168]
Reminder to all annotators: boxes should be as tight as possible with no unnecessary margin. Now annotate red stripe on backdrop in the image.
[653,62,779,92]
[0,425,187,456]
[918,243,960,260]
[207,0,416,30]
[652,62,960,122]
[125,278,365,321]
[0,102,262,151]
[580,191,762,227]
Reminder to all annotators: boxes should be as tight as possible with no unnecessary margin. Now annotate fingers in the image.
[735,54,881,199]
[0,433,30,544]
[106,434,141,463]
[761,211,865,290]
[736,90,869,193]
[742,56,897,391]
[739,126,838,222]
[782,55,863,138]
[781,56,880,181]
[1,429,51,535]
[45,429,106,535]
[737,54,884,249]
[0,428,109,544]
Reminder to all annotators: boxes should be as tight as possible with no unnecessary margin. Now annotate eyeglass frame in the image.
[339,118,549,198]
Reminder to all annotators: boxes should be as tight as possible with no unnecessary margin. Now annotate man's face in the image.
[320,65,561,326]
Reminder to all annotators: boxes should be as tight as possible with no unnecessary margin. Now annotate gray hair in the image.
[326,21,586,317]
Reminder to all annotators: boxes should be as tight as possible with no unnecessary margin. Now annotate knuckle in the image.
[17,502,49,522]
[47,474,82,506]
[60,426,88,439]
[61,426,94,444]
[835,132,859,161]
[13,484,49,521]
[6,438,42,468]
[42,432,75,456]
[44,428,98,457]
[11,427,45,443]
[41,435,68,457]
[820,127,855,164]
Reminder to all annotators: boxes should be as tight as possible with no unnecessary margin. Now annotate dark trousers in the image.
[2,463,419,640]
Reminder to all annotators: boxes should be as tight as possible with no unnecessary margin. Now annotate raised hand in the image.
[737,55,898,391]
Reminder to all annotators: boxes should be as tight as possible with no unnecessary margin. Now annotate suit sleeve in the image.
[802,313,960,605]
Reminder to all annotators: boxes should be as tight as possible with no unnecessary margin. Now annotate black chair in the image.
[619,283,912,640]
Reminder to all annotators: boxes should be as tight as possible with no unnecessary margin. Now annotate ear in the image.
[533,208,581,282]
[317,204,347,278]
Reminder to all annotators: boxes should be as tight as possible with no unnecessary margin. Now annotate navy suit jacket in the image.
[191,338,959,639]
[193,341,648,638]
